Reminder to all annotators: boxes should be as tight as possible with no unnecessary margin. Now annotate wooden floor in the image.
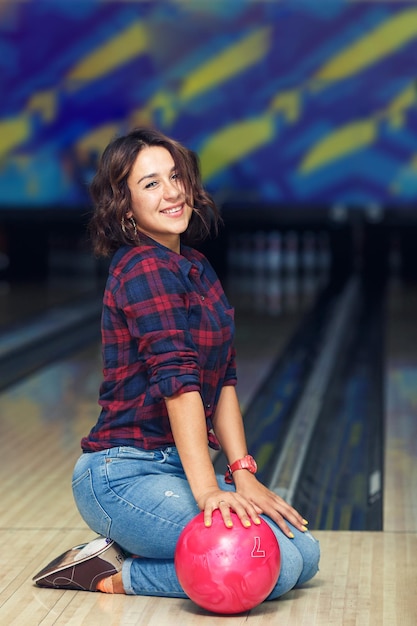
[0,281,416,625]
[2,530,415,626]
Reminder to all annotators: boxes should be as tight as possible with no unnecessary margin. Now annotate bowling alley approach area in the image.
[0,208,416,625]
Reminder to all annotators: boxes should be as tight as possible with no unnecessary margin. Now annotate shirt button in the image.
[200,295,205,301]
[206,403,211,408]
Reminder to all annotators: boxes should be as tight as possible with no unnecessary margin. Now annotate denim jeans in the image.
[72,446,320,599]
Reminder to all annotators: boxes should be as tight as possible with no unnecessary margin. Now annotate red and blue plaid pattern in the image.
[81,236,236,452]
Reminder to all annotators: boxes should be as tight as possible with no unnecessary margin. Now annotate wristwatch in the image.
[225,454,257,484]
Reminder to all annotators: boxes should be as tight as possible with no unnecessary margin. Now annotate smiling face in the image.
[126,146,194,253]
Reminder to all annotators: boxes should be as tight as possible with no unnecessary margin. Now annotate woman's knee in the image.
[263,519,320,599]
[266,536,303,599]
[293,529,320,586]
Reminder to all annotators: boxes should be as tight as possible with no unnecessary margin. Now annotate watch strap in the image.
[224,455,257,484]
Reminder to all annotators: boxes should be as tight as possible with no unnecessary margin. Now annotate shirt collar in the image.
[126,233,205,278]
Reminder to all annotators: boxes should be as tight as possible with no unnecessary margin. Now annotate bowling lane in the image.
[0,278,101,330]
[291,281,385,530]
[232,308,309,412]
[0,278,103,392]
[384,279,417,532]
[264,274,417,533]
[0,339,104,530]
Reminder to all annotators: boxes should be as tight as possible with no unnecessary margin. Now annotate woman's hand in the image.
[232,472,308,538]
[210,387,308,536]
[198,474,308,538]
[197,487,262,530]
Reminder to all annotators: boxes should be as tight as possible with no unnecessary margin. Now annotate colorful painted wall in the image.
[1,0,417,209]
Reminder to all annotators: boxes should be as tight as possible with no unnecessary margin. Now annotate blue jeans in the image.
[72,446,320,599]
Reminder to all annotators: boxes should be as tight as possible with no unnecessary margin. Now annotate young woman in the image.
[34,127,319,599]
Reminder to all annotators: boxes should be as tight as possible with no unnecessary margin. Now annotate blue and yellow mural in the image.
[1,0,417,209]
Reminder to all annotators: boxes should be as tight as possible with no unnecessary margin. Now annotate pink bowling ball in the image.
[175,510,280,614]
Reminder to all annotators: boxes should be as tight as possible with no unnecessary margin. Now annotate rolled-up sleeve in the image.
[115,258,201,400]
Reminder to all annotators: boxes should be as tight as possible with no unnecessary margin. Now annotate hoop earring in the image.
[121,216,138,238]
[129,217,138,237]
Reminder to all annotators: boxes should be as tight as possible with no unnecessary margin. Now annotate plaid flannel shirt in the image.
[81,236,236,452]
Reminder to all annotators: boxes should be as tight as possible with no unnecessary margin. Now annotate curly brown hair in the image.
[88,127,221,257]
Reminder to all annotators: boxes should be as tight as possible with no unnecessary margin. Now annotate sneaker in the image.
[32,537,126,591]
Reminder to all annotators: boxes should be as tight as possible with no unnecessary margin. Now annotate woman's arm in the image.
[212,385,308,537]
[211,383,249,464]
[164,390,260,528]
[164,391,219,504]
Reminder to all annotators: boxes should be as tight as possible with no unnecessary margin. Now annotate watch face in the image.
[242,455,257,472]
[245,455,258,474]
